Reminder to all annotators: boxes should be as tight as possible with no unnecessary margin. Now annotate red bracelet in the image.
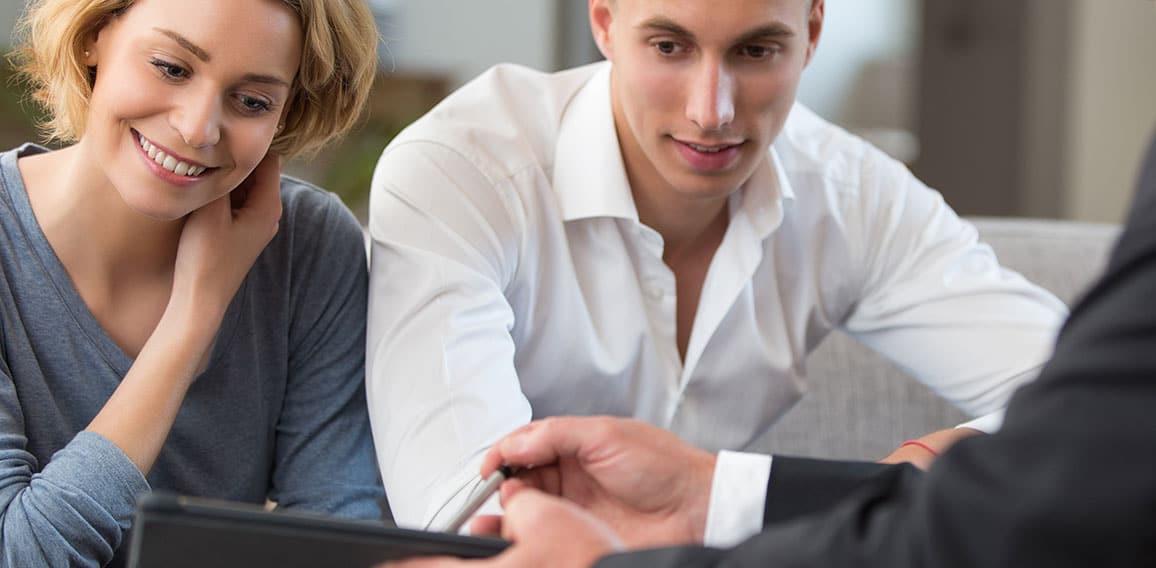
[899,440,941,457]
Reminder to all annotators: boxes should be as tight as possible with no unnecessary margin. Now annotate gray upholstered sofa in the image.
[748,217,1121,460]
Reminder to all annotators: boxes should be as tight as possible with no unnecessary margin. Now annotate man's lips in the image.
[675,139,744,153]
[672,138,744,171]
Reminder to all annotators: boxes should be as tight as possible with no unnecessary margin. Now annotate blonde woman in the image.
[0,0,384,565]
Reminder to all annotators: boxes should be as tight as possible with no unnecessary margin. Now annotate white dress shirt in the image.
[366,62,1067,537]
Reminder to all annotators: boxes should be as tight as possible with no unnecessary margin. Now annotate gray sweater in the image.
[0,144,385,567]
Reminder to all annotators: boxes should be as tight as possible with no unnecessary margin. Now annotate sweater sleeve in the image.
[1,364,149,568]
[266,187,385,520]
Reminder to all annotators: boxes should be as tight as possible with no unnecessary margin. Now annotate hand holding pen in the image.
[466,416,719,548]
[442,465,515,534]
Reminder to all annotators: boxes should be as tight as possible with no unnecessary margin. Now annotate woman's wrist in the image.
[153,292,227,369]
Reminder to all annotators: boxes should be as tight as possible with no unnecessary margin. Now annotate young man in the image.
[366,0,1065,530]
[385,131,1156,568]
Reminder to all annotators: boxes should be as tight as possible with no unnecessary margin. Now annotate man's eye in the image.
[654,41,679,55]
[741,45,775,59]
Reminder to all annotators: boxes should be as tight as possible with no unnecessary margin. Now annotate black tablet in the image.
[126,493,508,568]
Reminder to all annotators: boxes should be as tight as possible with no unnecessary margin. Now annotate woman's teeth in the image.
[137,134,208,177]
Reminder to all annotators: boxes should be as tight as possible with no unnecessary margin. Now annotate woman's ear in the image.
[82,33,99,67]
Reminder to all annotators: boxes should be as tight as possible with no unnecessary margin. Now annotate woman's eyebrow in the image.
[154,28,210,62]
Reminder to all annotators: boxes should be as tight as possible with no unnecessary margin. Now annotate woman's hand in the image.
[85,153,283,475]
[171,153,283,321]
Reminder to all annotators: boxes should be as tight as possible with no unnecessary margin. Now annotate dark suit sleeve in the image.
[762,456,906,525]
[597,134,1156,568]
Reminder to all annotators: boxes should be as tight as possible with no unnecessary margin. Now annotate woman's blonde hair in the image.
[9,0,380,159]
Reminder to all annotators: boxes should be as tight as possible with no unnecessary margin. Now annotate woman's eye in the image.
[238,95,272,114]
[150,59,189,80]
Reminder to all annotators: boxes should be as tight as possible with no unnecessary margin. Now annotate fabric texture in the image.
[0,144,384,568]
[365,61,1067,529]
[596,133,1156,567]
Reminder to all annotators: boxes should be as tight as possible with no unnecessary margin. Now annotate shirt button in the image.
[647,285,665,301]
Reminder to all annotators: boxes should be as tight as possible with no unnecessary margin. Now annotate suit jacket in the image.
[598,134,1156,568]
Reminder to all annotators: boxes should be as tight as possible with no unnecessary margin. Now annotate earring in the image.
[83,50,91,58]
[276,124,284,132]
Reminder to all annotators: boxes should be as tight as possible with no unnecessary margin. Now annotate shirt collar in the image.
[553,63,639,222]
[731,144,796,241]
[553,61,797,234]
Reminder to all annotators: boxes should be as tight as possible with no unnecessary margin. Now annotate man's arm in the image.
[385,136,1156,568]
[761,456,905,525]
[878,425,983,469]
[599,135,1156,567]
[366,141,531,527]
[843,148,1067,432]
[382,417,915,568]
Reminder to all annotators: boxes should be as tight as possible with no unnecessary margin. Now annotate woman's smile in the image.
[134,130,211,177]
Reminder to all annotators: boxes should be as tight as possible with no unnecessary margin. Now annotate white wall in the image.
[796,0,919,130]
[795,0,920,162]
[389,0,924,121]
[386,0,558,87]
[1064,0,1156,223]
[800,0,1156,223]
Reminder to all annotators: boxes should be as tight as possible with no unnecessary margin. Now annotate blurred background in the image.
[2,0,1154,222]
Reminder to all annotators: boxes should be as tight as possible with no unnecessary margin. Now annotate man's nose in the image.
[686,58,736,131]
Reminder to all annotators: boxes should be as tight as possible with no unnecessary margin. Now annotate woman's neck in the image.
[19,143,184,288]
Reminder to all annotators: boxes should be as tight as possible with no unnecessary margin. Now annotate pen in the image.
[442,465,514,534]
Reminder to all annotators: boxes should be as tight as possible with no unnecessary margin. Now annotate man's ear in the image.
[804,0,825,66]
[590,0,615,62]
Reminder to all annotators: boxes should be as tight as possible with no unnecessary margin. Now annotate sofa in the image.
[748,217,1122,460]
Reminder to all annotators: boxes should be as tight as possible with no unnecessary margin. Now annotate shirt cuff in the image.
[956,408,1005,433]
[703,450,772,548]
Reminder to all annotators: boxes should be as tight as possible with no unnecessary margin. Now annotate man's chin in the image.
[664,166,751,200]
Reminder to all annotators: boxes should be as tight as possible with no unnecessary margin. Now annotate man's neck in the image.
[632,180,730,258]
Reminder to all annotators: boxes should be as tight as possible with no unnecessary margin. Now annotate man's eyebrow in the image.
[155,28,210,62]
[636,17,797,44]
[638,17,695,39]
[734,23,797,44]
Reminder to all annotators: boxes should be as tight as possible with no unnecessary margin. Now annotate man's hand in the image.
[476,416,716,548]
[382,488,623,568]
[879,427,984,470]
